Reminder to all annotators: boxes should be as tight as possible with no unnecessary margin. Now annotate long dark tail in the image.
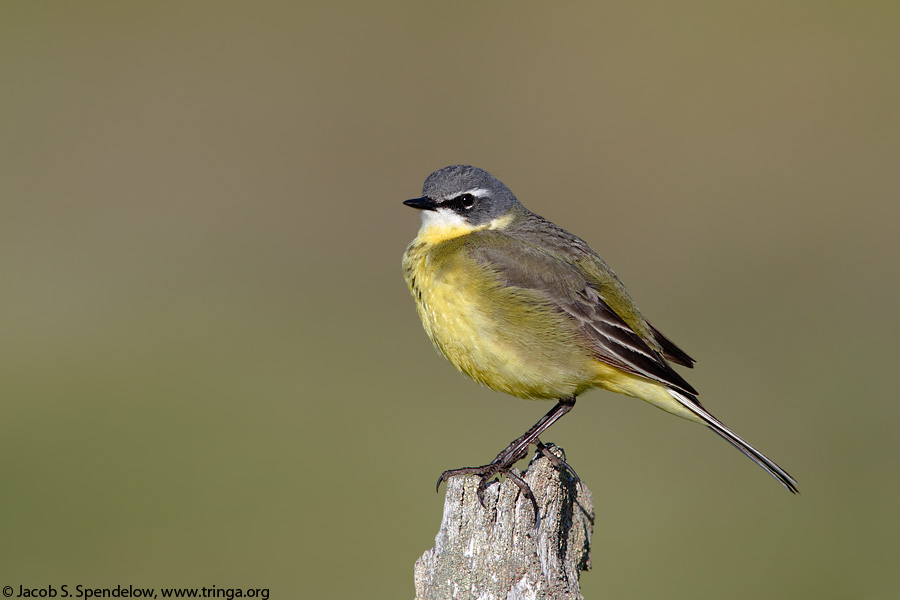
[668,389,799,493]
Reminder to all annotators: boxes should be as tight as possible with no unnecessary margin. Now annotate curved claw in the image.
[476,477,490,509]
[536,440,581,485]
[505,469,541,529]
[437,465,490,493]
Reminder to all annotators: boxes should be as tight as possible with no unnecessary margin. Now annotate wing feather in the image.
[466,232,698,397]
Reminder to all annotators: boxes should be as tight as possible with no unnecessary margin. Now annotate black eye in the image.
[457,194,476,209]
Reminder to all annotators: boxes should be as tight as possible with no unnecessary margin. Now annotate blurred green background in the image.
[2,2,899,598]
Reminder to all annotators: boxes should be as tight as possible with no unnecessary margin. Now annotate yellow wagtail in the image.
[402,165,797,506]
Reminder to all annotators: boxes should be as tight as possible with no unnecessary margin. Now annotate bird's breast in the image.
[402,236,598,400]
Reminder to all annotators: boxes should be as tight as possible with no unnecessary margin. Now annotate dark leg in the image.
[436,397,577,517]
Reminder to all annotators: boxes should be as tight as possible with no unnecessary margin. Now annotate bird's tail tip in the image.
[665,388,799,494]
[707,425,799,494]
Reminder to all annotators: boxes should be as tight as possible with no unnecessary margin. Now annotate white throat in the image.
[420,207,468,229]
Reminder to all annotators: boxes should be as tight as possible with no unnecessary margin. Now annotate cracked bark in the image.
[414,446,594,600]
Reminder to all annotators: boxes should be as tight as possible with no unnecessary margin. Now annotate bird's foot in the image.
[434,399,579,528]
[436,440,539,522]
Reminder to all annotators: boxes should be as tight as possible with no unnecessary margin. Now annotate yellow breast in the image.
[402,230,598,400]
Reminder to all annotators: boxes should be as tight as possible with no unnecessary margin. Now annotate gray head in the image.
[404,165,523,228]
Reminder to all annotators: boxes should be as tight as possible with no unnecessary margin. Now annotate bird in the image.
[401,165,797,508]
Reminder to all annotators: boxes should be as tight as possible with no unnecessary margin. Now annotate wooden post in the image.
[414,446,594,600]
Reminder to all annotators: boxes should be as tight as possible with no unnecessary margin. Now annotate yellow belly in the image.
[403,237,598,400]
